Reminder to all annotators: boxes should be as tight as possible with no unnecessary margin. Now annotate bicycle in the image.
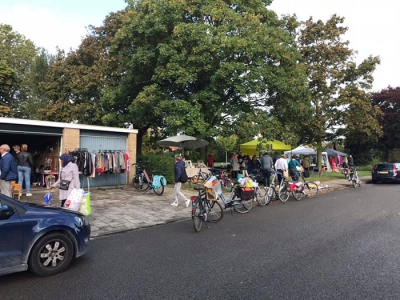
[189,168,211,188]
[264,170,291,204]
[210,168,234,192]
[191,185,224,232]
[288,171,319,201]
[132,161,165,196]
[348,166,361,188]
[212,180,254,214]
[247,172,267,206]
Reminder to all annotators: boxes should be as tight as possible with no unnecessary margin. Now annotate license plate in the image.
[379,171,389,174]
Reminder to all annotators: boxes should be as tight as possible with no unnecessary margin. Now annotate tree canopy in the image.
[0,24,36,116]
[295,15,381,166]
[371,87,400,156]
[103,0,310,154]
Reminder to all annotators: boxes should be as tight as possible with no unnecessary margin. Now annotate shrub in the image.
[137,153,175,184]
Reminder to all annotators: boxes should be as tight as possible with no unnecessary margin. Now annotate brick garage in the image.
[0,118,137,187]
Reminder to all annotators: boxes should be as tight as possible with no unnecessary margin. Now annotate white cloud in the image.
[0,4,87,53]
[269,0,400,91]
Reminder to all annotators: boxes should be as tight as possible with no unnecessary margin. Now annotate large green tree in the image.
[370,87,400,158]
[296,15,381,167]
[39,11,127,124]
[20,48,55,119]
[0,24,36,116]
[103,0,310,155]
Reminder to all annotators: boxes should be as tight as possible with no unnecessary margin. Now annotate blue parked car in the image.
[0,194,90,276]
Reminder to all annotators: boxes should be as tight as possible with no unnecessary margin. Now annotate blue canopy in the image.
[325,149,347,157]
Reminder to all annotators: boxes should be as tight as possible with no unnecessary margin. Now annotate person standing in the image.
[261,152,274,187]
[17,144,34,196]
[171,154,190,207]
[348,155,354,167]
[288,155,302,182]
[207,152,214,169]
[50,154,80,207]
[302,155,311,171]
[12,145,20,159]
[248,155,261,175]
[0,144,18,198]
[274,154,288,184]
[231,152,240,179]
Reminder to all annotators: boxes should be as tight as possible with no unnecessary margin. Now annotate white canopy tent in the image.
[284,146,316,156]
[285,146,333,172]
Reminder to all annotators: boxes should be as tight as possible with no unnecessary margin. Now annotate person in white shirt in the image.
[274,154,288,184]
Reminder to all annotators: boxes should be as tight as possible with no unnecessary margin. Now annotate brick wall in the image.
[127,133,137,183]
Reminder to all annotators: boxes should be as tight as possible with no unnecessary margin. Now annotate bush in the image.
[137,153,175,184]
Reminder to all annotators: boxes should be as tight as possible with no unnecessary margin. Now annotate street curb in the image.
[90,177,371,238]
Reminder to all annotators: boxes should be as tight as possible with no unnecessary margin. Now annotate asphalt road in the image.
[2,183,400,300]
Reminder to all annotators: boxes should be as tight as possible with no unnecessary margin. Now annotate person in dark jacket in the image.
[17,144,34,196]
[0,144,18,198]
[248,155,261,175]
[261,152,274,187]
[171,154,190,207]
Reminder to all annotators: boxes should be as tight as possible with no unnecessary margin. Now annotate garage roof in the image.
[0,118,138,134]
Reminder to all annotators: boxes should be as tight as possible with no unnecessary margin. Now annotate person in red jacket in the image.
[207,152,214,169]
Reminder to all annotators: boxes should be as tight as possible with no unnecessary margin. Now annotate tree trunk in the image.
[136,129,145,156]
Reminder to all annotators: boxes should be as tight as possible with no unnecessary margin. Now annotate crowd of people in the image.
[205,151,354,187]
[0,143,81,207]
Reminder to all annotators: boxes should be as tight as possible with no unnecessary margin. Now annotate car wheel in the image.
[372,179,377,184]
[29,232,74,276]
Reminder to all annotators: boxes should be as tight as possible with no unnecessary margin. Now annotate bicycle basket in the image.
[239,187,254,200]
[206,188,217,201]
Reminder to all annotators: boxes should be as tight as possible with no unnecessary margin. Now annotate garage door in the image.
[80,130,128,187]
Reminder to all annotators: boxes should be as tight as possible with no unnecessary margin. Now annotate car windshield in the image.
[375,163,394,170]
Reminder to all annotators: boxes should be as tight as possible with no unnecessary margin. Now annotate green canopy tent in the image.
[240,140,291,156]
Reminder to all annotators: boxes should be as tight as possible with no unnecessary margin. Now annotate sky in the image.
[0,0,398,91]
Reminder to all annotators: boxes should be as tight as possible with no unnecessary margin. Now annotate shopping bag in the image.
[64,188,85,211]
[43,192,52,205]
[79,192,92,216]
[283,170,289,178]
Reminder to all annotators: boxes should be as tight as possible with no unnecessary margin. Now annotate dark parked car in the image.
[0,194,90,276]
[371,162,400,183]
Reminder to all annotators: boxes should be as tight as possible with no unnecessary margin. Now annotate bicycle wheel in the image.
[192,199,203,232]
[256,187,267,206]
[292,190,303,201]
[152,183,164,196]
[304,181,318,198]
[207,200,224,223]
[264,187,275,205]
[352,178,357,188]
[233,195,253,214]
[279,182,290,203]
[132,174,149,190]
[222,179,234,192]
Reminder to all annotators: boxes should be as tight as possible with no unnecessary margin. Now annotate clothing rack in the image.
[96,150,126,191]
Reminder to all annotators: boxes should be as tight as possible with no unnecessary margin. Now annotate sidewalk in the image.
[20,176,370,238]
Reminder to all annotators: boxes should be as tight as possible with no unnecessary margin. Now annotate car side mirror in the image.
[0,205,15,219]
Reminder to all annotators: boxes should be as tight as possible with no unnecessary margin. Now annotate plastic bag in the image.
[64,188,85,211]
[79,192,91,216]
[44,192,52,205]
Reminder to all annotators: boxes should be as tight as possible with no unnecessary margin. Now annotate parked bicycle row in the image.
[190,170,320,232]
